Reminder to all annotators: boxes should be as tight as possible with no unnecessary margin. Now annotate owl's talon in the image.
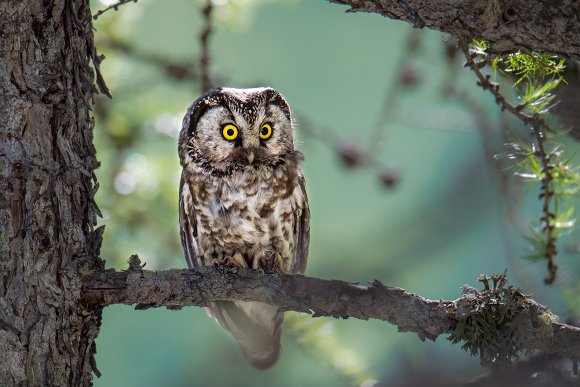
[212,260,227,277]
[259,253,283,274]
[213,254,247,279]
[213,261,238,278]
[226,253,248,268]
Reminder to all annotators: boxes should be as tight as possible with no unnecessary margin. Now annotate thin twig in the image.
[101,38,198,82]
[532,125,558,284]
[368,29,420,153]
[461,43,559,284]
[297,114,400,187]
[93,0,137,20]
[199,1,214,92]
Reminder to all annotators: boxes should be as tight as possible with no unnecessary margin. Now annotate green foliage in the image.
[470,42,565,114]
[470,39,488,55]
[518,78,561,115]
[503,137,580,261]
[504,52,566,85]
[471,39,567,86]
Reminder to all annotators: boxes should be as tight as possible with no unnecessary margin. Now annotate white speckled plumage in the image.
[178,87,310,369]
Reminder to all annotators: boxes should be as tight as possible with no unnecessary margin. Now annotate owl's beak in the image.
[246,151,255,165]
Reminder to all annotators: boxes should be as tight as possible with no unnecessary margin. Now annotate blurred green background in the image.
[90,0,579,386]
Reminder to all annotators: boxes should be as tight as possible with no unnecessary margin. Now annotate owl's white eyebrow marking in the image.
[223,91,269,126]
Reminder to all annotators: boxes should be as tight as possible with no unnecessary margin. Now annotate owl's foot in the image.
[227,253,248,268]
[212,253,247,268]
[213,253,247,278]
[259,253,283,274]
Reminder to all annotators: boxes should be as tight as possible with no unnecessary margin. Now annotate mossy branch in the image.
[81,259,580,368]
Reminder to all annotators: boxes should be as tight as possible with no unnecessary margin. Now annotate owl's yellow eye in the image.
[222,124,238,141]
[259,124,272,140]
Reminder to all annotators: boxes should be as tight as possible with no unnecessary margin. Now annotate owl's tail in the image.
[207,300,283,369]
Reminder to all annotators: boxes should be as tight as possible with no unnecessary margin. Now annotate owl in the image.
[177,87,310,369]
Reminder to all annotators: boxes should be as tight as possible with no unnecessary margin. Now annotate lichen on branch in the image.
[449,271,557,366]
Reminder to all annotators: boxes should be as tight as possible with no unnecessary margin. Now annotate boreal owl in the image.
[178,87,310,369]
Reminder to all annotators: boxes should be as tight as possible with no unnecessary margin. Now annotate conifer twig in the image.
[461,43,558,284]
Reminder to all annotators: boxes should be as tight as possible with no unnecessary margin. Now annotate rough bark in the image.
[0,0,104,385]
[81,266,580,362]
[330,0,580,58]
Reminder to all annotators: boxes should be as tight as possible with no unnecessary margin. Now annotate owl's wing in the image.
[293,172,310,274]
[179,174,200,268]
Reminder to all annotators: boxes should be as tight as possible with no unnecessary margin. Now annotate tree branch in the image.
[329,0,580,58]
[81,265,580,363]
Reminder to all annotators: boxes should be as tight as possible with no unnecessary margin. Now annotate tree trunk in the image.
[0,0,103,385]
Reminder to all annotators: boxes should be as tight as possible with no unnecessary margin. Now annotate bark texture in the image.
[82,266,580,361]
[0,0,104,385]
[330,0,580,58]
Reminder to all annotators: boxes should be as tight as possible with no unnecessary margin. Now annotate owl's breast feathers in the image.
[179,151,309,274]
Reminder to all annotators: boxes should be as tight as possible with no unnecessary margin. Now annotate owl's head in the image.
[178,87,296,175]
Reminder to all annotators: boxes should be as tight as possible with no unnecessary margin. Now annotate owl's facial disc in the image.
[179,87,296,174]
